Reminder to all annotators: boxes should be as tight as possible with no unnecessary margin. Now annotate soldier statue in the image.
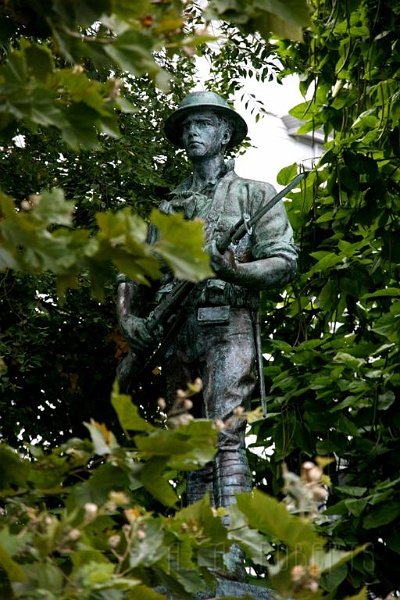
[116,91,297,580]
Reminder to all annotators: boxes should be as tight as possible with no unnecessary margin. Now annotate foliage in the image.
[245,0,400,596]
[0,0,309,448]
[0,386,363,600]
[3,0,400,597]
[205,0,310,42]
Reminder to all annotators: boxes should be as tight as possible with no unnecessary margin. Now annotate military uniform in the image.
[153,159,297,508]
[117,91,297,580]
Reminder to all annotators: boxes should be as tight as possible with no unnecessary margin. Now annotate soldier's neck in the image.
[190,155,225,192]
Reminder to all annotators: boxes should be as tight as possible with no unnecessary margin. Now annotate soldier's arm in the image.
[208,245,295,291]
[116,277,159,352]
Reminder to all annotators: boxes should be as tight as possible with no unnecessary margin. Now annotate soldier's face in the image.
[181,111,231,160]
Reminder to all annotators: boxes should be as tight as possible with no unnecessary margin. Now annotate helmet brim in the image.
[164,103,248,149]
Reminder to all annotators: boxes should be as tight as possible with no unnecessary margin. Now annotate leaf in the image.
[320,563,348,592]
[235,490,322,556]
[125,586,166,600]
[104,30,157,76]
[151,210,214,282]
[69,463,131,507]
[174,495,227,544]
[74,561,115,588]
[23,42,54,80]
[112,0,152,20]
[344,498,368,517]
[363,288,400,298]
[309,251,343,273]
[0,529,28,582]
[134,420,218,470]
[111,382,156,433]
[363,501,400,529]
[129,519,168,570]
[345,588,368,600]
[372,313,400,341]
[62,102,102,149]
[312,544,370,573]
[0,445,30,492]
[208,0,310,41]
[277,163,299,186]
[377,390,395,410]
[33,188,75,227]
[228,503,272,565]
[84,419,120,455]
[136,456,178,506]
[16,562,64,595]
[71,550,110,569]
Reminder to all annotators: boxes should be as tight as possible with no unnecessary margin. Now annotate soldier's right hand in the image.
[120,315,158,352]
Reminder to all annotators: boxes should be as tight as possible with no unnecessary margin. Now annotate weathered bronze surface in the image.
[154,577,274,599]
[117,91,297,582]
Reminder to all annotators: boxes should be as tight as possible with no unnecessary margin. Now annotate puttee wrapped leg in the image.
[186,462,215,506]
[214,429,252,581]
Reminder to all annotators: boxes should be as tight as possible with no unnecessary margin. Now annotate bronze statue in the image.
[116,91,297,580]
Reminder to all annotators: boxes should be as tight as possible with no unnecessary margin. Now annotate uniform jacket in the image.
[155,160,297,310]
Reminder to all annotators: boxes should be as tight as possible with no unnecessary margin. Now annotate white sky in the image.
[193,58,321,187]
[233,75,306,183]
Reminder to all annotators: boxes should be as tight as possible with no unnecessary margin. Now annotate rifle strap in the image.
[253,310,267,415]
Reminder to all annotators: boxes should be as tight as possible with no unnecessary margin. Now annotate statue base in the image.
[155,577,273,599]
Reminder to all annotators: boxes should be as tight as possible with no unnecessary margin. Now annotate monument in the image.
[116,91,298,595]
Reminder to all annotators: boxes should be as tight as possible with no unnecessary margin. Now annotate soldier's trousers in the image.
[164,307,256,508]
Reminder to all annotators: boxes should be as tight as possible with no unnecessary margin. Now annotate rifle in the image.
[118,171,307,394]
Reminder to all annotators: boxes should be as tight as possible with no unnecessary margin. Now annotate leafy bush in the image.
[0,385,364,600]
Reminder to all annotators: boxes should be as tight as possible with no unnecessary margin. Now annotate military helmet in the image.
[164,91,248,149]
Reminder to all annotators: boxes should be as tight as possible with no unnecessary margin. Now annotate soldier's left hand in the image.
[207,240,237,282]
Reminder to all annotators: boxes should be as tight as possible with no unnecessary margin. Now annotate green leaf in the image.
[344,498,368,517]
[320,563,348,592]
[112,0,152,19]
[377,390,396,410]
[208,0,310,41]
[96,208,161,283]
[34,188,75,227]
[23,42,54,81]
[134,420,218,470]
[309,251,343,273]
[363,288,400,298]
[372,312,400,341]
[125,586,166,600]
[71,550,110,569]
[128,519,167,569]
[363,501,400,529]
[111,382,156,433]
[174,495,227,544]
[104,30,157,76]
[84,420,120,455]
[17,561,64,595]
[345,588,368,600]
[136,456,178,506]
[70,463,131,507]
[313,544,369,573]
[73,561,115,589]
[0,445,30,492]
[235,490,322,556]
[228,503,272,565]
[151,210,213,282]
[0,529,28,582]
[62,102,102,149]
[277,163,299,186]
